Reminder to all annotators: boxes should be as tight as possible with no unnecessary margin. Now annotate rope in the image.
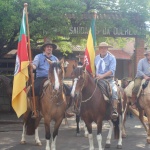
[81,79,98,103]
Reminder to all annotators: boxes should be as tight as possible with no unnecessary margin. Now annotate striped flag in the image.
[84,17,96,74]
[12,8,29,118]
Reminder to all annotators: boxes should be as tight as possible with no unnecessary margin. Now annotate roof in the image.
[108,50,131,60]
[3,49,17,58]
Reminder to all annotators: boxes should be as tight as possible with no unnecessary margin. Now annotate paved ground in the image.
[0,112,150,150]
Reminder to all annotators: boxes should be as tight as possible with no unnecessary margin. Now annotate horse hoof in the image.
[36,141,42,146]
[117,145,122,149]
[20,141,26,144]
[105,143,111,148]
[122,133,127,138]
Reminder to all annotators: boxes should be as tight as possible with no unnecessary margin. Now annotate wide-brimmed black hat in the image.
[41,41,57,51]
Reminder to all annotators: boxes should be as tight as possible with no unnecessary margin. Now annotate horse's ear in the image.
[46,58,53,65]
[60,58,64,64]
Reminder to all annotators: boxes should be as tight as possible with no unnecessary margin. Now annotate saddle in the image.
[124,79,149,98]
[96,79,112,101]
[96,79,123,103]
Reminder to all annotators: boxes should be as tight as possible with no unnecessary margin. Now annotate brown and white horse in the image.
[71,65,124,150]
[123,78,150,143]
[21,59,69,149]
[40,59,68,150]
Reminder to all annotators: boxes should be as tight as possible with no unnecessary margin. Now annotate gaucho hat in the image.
[98,42,112,48]
[41,41,57,51]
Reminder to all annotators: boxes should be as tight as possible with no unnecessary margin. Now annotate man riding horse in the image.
[95,42,118,120]
[29,40,73,118]
[131,48,150,109]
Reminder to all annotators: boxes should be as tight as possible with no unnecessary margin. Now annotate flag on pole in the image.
[12,8,29,118]
[84,17,96,74]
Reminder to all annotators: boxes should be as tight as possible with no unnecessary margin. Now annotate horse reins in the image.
[41,65,65,106]
[76,70,98,103]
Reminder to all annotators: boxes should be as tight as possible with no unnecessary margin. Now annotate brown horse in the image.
[71,65,124,150]
[20,102,42,145]
[21,59,74,147]
[122,78,150,143]
[20,82,42,145]
[40,59,68,150]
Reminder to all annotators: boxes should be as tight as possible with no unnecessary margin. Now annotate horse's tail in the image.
[112,117,119,139]
[25,111,36,135]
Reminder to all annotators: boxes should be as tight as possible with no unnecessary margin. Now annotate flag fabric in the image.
[12,8,29,118]
[84,17,96,74]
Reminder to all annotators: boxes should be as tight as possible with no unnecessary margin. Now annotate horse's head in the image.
[71,64,86,98]
[121,77,132,89]
[47,58,64,91]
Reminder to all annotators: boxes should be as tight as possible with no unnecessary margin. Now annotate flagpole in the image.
[93,9,97,49]
[24,3,37,118]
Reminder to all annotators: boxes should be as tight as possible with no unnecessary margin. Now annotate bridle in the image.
[41,63,65,105]
[72,69,97,104]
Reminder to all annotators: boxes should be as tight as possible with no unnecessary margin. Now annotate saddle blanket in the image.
[124,79,146,97]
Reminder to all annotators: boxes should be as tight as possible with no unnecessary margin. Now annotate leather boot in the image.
[111,99,118,120]
[65,111,74,118]
[131,93,137,109]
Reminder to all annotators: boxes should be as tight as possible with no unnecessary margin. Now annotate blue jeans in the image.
[106,78,118,100]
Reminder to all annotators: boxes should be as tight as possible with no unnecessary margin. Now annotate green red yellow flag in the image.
[12,8,29,118]
[84,17,96,74]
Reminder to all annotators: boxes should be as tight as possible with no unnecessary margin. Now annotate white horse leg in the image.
[97,134,103,150]
[35,127,42,146]
[83,122,88,137]
[105,120,113,148]
[117,116,123,149]
[21,123,26,144]
[122,102,128,138]
[88,134,94,150]
[51,136,57,150]
[46,140,51,150]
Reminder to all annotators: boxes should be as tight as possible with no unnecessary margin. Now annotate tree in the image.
[0,0,150,56]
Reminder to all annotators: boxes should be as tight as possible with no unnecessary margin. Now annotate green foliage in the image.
[0,0,150,56]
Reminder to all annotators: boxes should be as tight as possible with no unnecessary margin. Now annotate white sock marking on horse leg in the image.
[54,68,59,90]
[35,128,41,145]
[118,116,123,146]
[97,134,103,150]
[123,103,127,120]
[83,122,88,137]
[46,140,50,150]
[122,105,127,136]
[71,78,78,97]
[21,123,26,143]
[51,136,57,150]
[106,120,113,145]
[88,134,94,150]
